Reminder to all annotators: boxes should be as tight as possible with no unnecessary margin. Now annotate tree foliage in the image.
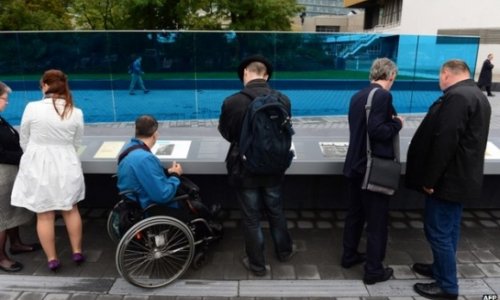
[68,0,129,29]
[0,0,303,31]
[0,0,72,30]
[222,0,303,31]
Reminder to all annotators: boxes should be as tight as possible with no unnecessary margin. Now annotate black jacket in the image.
[0,116,23,165]
[478,59,494,86]
[405,79,491,203]
[218,79,291,187]
[343,83,402,179]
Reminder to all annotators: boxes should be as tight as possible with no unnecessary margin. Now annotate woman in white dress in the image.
[11,70,86,271]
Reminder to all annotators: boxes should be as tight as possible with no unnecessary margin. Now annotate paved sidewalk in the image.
[2,208,500,299]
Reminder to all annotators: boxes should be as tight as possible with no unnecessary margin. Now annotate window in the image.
[380,0,402,26]
[316,26,340,32]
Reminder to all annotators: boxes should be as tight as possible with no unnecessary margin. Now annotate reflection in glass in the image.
[0,31,479,125]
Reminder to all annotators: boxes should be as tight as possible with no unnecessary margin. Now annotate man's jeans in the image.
[129,73,146,92]
[236,185,292,272]
[424,196,463,295]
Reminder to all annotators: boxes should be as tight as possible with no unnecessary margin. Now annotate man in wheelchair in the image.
[116,115,222,233]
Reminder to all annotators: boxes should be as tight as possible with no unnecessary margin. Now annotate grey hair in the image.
[369,58,398,81]
[0,81,12,95]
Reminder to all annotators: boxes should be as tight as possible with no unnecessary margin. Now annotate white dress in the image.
[11,98,85,213]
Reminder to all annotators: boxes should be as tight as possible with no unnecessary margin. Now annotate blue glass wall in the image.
[0,31,479,125]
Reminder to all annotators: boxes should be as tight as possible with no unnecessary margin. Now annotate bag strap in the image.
[117,143,150,165]
[364,88,400,162]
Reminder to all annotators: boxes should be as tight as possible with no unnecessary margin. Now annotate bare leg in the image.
[61,205,83,254]
[37,211,57,261]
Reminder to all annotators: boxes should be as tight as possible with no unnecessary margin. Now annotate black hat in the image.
[237,55,273,82]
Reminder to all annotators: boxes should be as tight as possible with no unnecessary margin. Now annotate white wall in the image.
[398,0,498,35]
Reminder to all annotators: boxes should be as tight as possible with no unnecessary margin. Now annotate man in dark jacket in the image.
[342,58,404,285]
[477,53,494,97]
[407,60,491,300]
[218,55,295,277]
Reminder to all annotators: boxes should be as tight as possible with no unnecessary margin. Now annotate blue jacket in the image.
[117,138,180,209]
[129,58,143,75]
[343,83,402,178]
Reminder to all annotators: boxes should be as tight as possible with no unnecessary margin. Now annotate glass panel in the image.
[0,31,479,125]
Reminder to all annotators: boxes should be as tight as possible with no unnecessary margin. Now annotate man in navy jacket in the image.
[341,58,403,285]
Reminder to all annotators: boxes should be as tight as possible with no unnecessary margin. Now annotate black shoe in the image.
[144,90,150,94]
[341,252,366,268]
[488,93,495,97]
[412,262,433,278]
[414,282,458,300]
[241,257,267,276]
[0,261,23,272]
[209,203,222,216]
[210,204,228,220]
[208,221,223,233]
[278,244,297,262]
[363,267,393,285]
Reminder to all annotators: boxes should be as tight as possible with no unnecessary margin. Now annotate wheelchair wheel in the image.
[106,208,120,244]
[115,216,195,288]
[191,251,207,270]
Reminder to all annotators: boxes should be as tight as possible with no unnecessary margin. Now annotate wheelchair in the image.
[106,176,222,288]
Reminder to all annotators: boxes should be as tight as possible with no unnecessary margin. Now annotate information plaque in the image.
[319,142,349,158]
[152,140,192,159]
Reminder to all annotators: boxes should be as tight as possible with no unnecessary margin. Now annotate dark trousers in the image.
[478,84,493,95]
[342,177,390,276]
[145,199,211,222]
[235,185,293,272]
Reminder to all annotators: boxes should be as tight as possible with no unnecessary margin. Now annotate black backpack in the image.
[239,89,295,175]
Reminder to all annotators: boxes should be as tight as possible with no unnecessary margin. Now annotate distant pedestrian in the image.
[11,70,86,272]
[477,53,494,96]
[341,58,403,285]
[407,60,491,300]
[128,56,149,95]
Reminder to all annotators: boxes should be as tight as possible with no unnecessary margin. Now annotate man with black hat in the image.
[218,55,295,277]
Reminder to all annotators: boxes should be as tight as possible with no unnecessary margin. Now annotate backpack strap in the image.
[117,143,150,165]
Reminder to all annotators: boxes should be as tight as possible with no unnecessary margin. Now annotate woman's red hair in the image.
[41,69,73,119]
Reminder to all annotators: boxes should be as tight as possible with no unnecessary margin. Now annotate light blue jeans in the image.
[129,73,146,93]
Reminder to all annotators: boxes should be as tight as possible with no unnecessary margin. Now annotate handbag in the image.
[361,88,401,196]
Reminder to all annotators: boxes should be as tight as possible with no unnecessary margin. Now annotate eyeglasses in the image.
[0,97,8,102]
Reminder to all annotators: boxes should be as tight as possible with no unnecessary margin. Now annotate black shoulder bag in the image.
[361,88,401,196]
